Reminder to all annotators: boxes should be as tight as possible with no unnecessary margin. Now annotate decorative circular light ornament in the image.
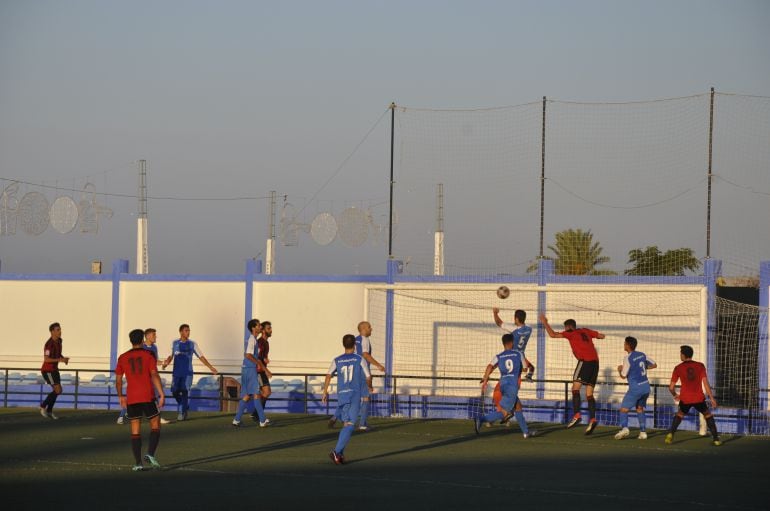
[17,192,50,235]
[337,207,369,247]
[49,196,79,234]
[310,212,338,246]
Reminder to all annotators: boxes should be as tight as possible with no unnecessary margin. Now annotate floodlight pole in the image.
[539,96,546,259]
[388,102,396,259]
[706,87,715,259]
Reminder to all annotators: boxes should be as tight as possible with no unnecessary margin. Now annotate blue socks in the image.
[638,410,646,432]
[235,400,248,421]
[335,425,355,454]
[252,398,266,423]
[620,411,629,428]
[514,411,528,435]
[482,411,504,424]
[359,399,370,427]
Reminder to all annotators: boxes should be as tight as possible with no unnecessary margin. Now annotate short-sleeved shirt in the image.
[257,336,270,373]
[41,338,63,372]
[621,351,655,386]
[355,335,372,368]
[560,328,601,361]
[499,323,532,352]
[243,335,258,368]
[170,339,203,377]
[671,360,708,404]
[115,347,158,405]
[489,349,526,380]
[143,344,158,360]
[327,353,371,395]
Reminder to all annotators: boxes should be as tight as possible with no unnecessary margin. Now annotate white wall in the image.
[118,281,246,373]
[0,280,112,369]
[252,281,367,374]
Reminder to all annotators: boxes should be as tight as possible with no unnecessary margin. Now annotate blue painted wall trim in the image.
[109,259,129,371]
[759,261,769,409]
[0,273,111,281]
[704,259,721,383]
[536,259,554,399]
[384,260,400,398]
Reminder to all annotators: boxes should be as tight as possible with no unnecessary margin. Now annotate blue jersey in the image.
[621,351,655,386]
[500,323,532,352]
[242,335,259,368]
[354,335,372,368]
[328,353,370,395]
[489,349,526,380]
[143,344,158,360]
[170,339,202,377]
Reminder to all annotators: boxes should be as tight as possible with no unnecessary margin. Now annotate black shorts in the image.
[42,371,61,386]
[679,401,710,415]
[126,401,160,420]
[573,360,599,386]
[258,372,271,388]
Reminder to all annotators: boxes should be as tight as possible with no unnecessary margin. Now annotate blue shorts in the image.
[336,391,362,424]
[241,367,259,396]
[171,375,193,393]
[498,379,521,412]
[621,384,650,410]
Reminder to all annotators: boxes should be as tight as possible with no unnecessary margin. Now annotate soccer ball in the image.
[496,285,510,299]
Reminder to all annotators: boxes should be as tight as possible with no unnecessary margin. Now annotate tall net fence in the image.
[393,93,769,280]
[366,286,769,435]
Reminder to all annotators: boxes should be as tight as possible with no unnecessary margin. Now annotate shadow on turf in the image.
[162,419,417,471]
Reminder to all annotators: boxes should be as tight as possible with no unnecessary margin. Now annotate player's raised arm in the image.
[538,314,564,338]
[492,308,504,327]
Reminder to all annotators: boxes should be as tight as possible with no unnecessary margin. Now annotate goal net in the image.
[365,284,769,435]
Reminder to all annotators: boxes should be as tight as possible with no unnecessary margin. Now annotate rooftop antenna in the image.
[433,183,444,276]
[136,159,149,274]
[265,190,276,274]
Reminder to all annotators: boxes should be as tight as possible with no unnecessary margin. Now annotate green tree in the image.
[529,228,617,275]
[624,246,701,276]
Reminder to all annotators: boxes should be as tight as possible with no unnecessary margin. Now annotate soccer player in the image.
[161,324,218,421]
[539,314,606,434]
[233,319,271,427]
[322,334,372,464]
[328,321,385,430]
[474,334,535,438]
[666,345,721,446]
[492,308,535,381]
[115,329,165,471]
[40,322,69,420]
[249,320,274,421]
[614,336,657,440]
[117,328,170,425]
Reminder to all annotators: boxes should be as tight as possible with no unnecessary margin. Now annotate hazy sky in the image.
[0,1,768,276]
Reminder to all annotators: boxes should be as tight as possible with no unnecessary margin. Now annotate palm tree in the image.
[529,228,616,275]
[625,246,701,276]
